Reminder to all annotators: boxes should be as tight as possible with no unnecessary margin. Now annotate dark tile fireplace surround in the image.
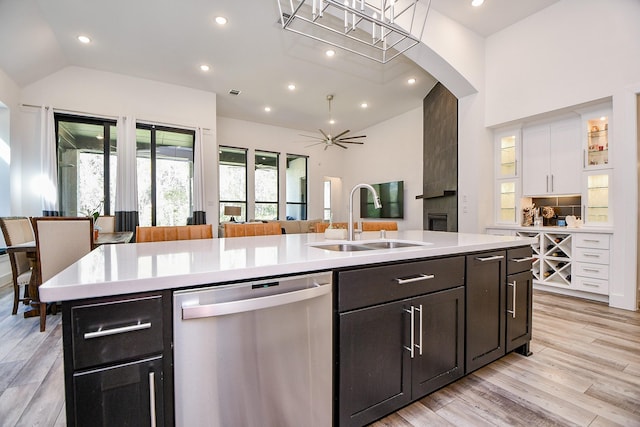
[422,83,458,232]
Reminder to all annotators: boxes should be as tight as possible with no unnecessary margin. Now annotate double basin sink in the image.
[310,240,431,252]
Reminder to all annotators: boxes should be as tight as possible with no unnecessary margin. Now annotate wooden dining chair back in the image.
[223,222,282,238]
[135,224,213,242]
[361,221,399,231]
[0,217,34,315]
[32,216,94,331]
[95,215,116,232]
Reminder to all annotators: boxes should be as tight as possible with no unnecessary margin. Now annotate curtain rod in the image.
[21,103,211,131]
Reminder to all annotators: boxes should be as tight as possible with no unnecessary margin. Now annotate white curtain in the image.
[40,106,59,215]
[115,115,138,232]
[192,127,206,224]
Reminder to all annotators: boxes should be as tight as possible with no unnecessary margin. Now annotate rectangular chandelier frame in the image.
[277,0,431,64]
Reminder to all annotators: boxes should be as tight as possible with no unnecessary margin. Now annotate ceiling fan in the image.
[300,95,366,150]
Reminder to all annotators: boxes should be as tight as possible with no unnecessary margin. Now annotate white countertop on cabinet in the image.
[487,225,613,234]
[39,230,535,302]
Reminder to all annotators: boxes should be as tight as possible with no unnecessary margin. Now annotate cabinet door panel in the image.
[465,251,506,373]
[338,300,411,427]
[411,287,464,398]
[506,271,533,353]
[549,118,581,194]
[73,356,164,427]
[522,125,550,196]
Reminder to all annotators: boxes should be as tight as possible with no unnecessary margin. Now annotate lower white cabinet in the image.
[497,229,612,298]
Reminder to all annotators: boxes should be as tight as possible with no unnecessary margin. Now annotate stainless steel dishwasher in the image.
[173,272,333,427]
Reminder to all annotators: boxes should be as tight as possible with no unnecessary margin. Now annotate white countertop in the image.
[39,230,535,302]
[487,224,613,234]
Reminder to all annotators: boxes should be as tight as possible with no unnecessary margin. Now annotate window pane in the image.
[57,118,115,217]
[286,154,307,220]
[219,147,247,222]
[136,128,152,226]
[109,125,117,216]
[155,130,194,226]
[255,151,278,220]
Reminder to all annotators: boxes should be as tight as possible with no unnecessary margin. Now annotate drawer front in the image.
[574,233,610,249]
[338,256,465,312]
[573,276,609,295]
[574,247,610,265]
[574,262,609,280]
[507,246,533,275]
[72,295,164,370]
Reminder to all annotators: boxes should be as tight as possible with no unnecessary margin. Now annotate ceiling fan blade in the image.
[299,134,326,141]
[318,129,330,140]
[337,134,366,140]
[334,142,348,149]
[333,129,351,139]
[324,145,329,151]
[336,140,364,145]
[306,142,327,147]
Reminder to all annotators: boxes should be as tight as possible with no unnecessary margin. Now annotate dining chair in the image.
[0,217,34,315]
[32,216,94,332]
[223,222,282,238]
[95,215,116,232]
[136,224,214,242]
[361,221,399,231]
[315,222,357,233]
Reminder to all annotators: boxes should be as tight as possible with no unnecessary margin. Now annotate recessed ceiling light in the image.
[407,78,416,85]
[200,65,210,72]
[264,106,272,112]
[77,35,91,44]
[288,84,296,91]
[329,119,336,125]
[215,16,228,25]
[325,49,336,57]
[361,102,368,109]
[471,0,484,7]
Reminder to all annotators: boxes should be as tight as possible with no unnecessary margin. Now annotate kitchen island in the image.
[40,230,535,427]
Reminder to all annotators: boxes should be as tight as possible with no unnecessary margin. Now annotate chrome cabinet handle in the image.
[475,255,505,262]
[583,239,601,243]
[546,175,549,192]
[583,268,601,273]
[507,281,517,319]
[395,274,434,285]
[582,282,599,288]
[83,322,152,340]
[583,253,600,258]
[416,304,423,356]
[551,174,554,192]
[149,372,157,427]
[404,306,415,359]
[182,283,330,319]
[510,256,534,263]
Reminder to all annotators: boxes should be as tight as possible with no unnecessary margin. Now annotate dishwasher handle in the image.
[182,283,331,320]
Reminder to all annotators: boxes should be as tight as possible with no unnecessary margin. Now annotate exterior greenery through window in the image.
[219,146,247,223]
[286,154,307,220]
[55,114,117,217]
[136,125,195,226]
[255,151,279,220]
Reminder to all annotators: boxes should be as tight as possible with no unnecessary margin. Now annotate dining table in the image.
[94,231,134,245]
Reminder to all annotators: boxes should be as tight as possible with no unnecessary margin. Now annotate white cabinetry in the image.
[582,171,612,226]
[522,117,582,196]
[572,233,610,295]
[494,129,521,224]
[581,107,612,170]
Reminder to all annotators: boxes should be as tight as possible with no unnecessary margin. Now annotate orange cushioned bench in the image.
[136,224,213,243]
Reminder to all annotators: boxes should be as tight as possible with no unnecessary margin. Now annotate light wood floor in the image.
[0,286,638,427]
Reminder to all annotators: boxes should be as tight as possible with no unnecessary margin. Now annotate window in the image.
[219,146,247,222]
[323,180,331,221]
[136,125,194,226]
[286,154,307,220]
[56,114,117,216]
[255,151,279,220]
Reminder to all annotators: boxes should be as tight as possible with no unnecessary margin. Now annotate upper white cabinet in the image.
[581,107,612,170]
[495,129,521,179]
[522,117,582,196]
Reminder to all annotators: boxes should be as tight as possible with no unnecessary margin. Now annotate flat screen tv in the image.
[360,180,404,219]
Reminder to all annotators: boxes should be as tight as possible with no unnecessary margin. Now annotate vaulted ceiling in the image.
[0,0,559,132]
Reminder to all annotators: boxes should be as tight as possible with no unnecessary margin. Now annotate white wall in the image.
[0,67,20,249]
[17,66,218,220]
[340,107,423,230]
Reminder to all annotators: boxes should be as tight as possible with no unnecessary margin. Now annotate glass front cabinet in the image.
[582,107,612,170]
[494,129,521,224]
[583,171,612,226]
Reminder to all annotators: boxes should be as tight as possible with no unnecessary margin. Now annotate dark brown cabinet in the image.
[465,250,507,373]
[336,257,465,427]
[62,291,173,427]
[506,247,534,354]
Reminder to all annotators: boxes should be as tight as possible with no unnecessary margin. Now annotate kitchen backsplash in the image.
[526,195,582,226]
